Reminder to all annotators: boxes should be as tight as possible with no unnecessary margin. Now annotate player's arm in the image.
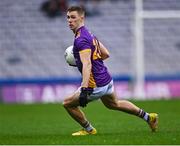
[79,49,92,88]
[78,49,92,107]
[99,41,110,60]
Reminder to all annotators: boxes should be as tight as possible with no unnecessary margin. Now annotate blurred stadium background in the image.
[0,0,180,103]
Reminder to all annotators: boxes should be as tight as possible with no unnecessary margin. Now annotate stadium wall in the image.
[0,0,180,103]
[0,75,180,103]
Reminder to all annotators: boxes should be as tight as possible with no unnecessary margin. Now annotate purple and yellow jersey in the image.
[73,26,112,88]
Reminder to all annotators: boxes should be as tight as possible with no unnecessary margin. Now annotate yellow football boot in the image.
[72,128,97,136]
[148,113,158,132]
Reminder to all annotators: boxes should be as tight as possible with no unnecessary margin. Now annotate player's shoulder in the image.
[76,26,92,38]
[74,31,88,43]
[74,34,85,43]
[74,26,94,47]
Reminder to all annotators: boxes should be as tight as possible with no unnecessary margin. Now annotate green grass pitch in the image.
[0,99,180,145]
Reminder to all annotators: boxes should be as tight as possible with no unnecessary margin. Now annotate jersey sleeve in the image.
[74,37,91,52]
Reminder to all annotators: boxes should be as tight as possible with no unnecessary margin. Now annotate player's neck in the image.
[73,24,84,34]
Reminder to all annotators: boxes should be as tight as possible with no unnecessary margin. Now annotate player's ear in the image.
[81,15,84,20]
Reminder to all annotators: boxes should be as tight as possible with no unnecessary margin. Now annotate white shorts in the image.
[77,80,114,101]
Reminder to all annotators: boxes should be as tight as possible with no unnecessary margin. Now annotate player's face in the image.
[67,11,84,32]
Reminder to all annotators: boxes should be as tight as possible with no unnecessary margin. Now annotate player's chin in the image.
[70,27,75,31]
[69,25,74,30]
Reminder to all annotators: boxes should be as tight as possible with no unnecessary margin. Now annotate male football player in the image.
[63,6,158,136]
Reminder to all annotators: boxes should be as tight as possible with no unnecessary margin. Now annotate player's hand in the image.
[79,87,93,107]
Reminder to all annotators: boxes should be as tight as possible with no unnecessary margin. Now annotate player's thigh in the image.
[100,92,118,109]
[63,90,80,107]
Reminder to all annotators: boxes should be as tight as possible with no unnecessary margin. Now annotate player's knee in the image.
[62,99,69,109]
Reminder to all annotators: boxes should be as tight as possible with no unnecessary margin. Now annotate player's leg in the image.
[101,92,140,115]
[63,91,96,136]
[100,92,158,132]
[63,91,86,126]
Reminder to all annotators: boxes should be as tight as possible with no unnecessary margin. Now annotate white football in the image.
[64,45,76,66]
